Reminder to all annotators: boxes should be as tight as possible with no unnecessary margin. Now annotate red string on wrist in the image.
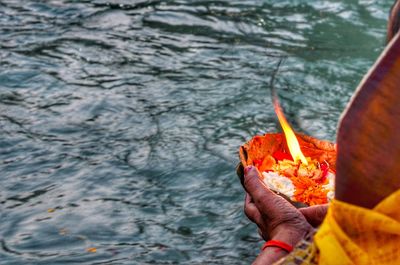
[261,240,293,253]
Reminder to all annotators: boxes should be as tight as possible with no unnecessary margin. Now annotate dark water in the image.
[0,1,391,264]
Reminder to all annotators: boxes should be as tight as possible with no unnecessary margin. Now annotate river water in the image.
[0,1,392,264]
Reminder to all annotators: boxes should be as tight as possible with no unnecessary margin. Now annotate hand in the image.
[299,204,328,228]
[243,166,313,246]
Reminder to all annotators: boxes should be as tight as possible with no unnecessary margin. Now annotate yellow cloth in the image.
[314,189,400,265]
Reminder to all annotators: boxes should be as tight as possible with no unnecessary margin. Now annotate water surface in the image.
[0,0,391,264]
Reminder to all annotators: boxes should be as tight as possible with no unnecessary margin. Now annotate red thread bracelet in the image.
[261,240,293,253]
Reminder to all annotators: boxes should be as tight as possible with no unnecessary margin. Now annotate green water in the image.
[0,1,392,264]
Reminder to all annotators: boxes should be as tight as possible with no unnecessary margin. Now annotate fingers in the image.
[243,166,274,199]
[244,193,262,224]
[299,204,328,227]
[243,166,293,218]
[243,166,312,244]
[245,193,269,241]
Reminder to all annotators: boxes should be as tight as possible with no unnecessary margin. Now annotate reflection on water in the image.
[0,0,390,264]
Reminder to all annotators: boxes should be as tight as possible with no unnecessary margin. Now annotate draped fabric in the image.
[314,189,400,265]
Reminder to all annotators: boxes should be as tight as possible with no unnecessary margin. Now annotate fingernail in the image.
[244,165,253,175]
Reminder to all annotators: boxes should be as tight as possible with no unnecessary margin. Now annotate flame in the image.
[273,99,308,165]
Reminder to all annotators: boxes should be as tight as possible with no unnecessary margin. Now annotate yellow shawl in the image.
[315,189,400,265]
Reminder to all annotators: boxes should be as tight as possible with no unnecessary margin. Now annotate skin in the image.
[244,2,400,263]
[243,166,326,264]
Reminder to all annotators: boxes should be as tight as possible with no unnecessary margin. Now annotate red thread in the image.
[261,240,293,253]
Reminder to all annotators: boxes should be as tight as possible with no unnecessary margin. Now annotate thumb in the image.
[243,165,270,197]
[243,166,290,217]
[299,204,328,227]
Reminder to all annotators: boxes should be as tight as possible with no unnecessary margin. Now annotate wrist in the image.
[255,230,306,265]
[261,240,293,253]
[271,225,312,248]
[254,243,288,265]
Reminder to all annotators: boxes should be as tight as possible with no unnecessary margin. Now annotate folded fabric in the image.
[315,189,400,265]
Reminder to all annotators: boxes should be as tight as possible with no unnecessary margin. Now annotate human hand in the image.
[243,166,313,246]
[299,204,328,228]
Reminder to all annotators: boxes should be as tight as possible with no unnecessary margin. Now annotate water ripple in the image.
[0,0,391,264]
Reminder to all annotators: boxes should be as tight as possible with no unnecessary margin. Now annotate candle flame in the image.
[273,99,308,165]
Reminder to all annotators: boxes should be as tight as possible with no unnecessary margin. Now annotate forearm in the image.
[252,228,310,265]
